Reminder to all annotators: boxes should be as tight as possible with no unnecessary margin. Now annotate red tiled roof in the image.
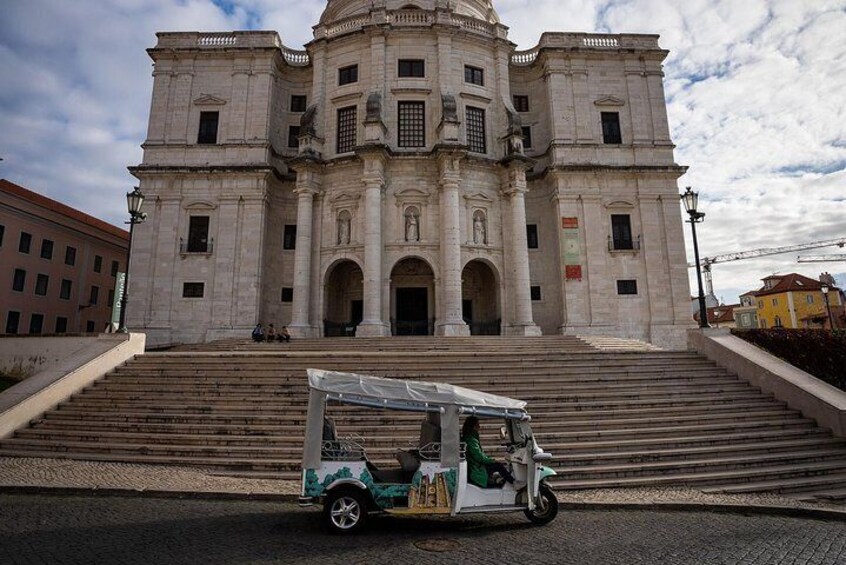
[693,304,738,324]
[753,273,838,297]
[0,179,129,241]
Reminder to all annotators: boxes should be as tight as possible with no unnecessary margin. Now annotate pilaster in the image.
[357,148,391,337]
[436,150,470,336]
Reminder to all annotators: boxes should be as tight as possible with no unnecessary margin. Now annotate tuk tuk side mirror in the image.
[499,425,508,440]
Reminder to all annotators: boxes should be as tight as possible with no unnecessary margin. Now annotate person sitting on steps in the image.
[279,326,291,343]
[461,416,515,488]
[251,323,264,342]
[266,324,277,342]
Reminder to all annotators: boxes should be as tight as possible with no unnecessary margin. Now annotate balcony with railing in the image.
[179,237,214,255]
[608,234,641,253]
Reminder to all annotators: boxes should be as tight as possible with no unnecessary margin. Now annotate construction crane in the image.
[688,237,846,297]
[797,254,846,263]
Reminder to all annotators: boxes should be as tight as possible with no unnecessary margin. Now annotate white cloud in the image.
[1,0,844,302]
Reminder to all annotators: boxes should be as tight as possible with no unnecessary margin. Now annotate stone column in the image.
[436,152,469,336]
[502,163,542,336]
[289,165,321,338]
[357,151,390,337]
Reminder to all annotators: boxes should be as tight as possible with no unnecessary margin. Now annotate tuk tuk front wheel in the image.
[323,489,369,534]
[524,484,558,526]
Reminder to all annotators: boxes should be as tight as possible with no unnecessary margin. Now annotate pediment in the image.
[463,191,493,203]
[193,94,227,106]
[395,187,431,198]
[329,191,361,204]
[184,200,217,211]
[594,96,625,107]
[604,199,635,209]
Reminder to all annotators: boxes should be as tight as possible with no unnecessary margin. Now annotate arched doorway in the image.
[390,257,435,336]
[461,260,500,335]
[323,260,363,337]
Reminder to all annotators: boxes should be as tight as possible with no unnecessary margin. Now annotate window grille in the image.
[398,102,425,147]
[466,106,486,153]
[337,106,357,153]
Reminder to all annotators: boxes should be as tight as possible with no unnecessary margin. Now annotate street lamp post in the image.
[681,186,710,329]
[118,187,147,333]
[821,284,834,329]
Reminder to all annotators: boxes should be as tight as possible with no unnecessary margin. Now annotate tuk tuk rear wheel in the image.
[323,489,368,534]
[524,484,558,526]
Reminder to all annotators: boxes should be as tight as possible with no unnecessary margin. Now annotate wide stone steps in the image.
[2,336,846,497]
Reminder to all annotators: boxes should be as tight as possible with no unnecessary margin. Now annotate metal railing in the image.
[391,318,435,336]
[323,320,359,337]
[608,234,641,252]
[179,238,214,254]
[467,319,501,336]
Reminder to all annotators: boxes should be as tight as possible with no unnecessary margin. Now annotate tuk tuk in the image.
[299,369,558,534]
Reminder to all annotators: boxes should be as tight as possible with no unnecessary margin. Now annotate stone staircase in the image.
[2,336,846,500]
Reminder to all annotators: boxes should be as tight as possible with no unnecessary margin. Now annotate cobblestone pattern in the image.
[2,457,843,511]
[1,495,844,565]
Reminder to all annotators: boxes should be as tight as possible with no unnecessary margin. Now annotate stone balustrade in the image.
[317,8,496,40]
[510,33,663,65]
[155,31,282,50]
[282,47,310,67]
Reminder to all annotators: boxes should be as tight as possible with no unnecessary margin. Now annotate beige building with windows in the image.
[129,0,693,349]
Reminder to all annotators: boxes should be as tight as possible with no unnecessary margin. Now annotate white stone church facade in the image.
[129,0,693,349]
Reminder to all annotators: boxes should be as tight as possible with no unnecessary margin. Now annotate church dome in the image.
[319,0,499,25]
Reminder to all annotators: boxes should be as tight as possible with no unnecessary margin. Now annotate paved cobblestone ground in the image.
[1,495,844,565]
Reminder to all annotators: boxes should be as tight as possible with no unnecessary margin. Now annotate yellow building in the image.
[754,273,843,329]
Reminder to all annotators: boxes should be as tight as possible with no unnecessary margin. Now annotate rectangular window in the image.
[336,106,357,153]
[611,214,634,250]
[466,106,486,154]
[12,269,26,292]
[94,255,102,273]
[65,246,76,266]
[806,294,814,304]
[111,260,119,277]
[281,287,294,302]
[182,282,205,298]
[19,232,32,254]
[513,95,529,112]
[89,285,99,305]
[398,59,425,78]
[772,298,778,306]
[288,125,301,148]
[0,224,4,247]
[55,317,68,334]
[86,320,96,333]
[187,216,210,253]
[290,95,307,112]
[521,126,532,149]
[398,101,425,148]
[283,225,297,250]
[464,65,484,86]
[530,286,542,301]
[601,112,622,144]
[5,311,20,334]
[526,224,539,249]
[29,313,44,335]
[617,280,638,295]
[40,239,54,260]
[757,300,763,309]
[60,279,72,300]
[35,274,49,296]
[197,111,219,144]
[338,65,358,85]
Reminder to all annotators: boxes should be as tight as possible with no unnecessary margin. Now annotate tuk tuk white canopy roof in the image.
[307,369,527,411]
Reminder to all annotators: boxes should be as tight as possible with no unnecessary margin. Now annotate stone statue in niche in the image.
[337,213,351,245]
[405,208,420,242]
[441,93,458,123]
[300,104,317,137]
[365,92,382,123]
[505,105,524,156]
[473,212,487,245]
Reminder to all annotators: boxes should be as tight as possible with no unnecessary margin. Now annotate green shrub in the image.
[732,329,846,391]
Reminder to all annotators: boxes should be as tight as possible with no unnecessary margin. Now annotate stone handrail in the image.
[198,33,237,47]
[283,47,310,66]
[583,35,619,48]
[319,9,495,40]
[389,9,434,26]
[511,48,539,66]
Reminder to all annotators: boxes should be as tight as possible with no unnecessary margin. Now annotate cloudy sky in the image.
[1,0,844,301]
